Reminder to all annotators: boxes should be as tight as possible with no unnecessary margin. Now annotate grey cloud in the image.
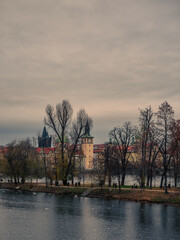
[0,0,180,144]
[0,121,42,145]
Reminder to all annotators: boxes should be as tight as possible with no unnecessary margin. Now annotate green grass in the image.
[153,197,180,204]
[60,187,87,194]
[90,188,132,195]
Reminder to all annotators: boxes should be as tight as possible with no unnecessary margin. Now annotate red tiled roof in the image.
[36,147,55,154]
[0,147,7,153]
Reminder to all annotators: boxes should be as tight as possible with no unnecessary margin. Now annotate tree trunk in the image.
[164,168,168,194]
[160,173,164,188]
[63,179,67,186]
[146,170,150,187]
[108,172,111,187]
[13,175,17,185]
[121,167,126,186]
[55,171,58,186]
[174,175,177,188]
[174,166,177,187]
[22,176,25,184]
[17,173,20,184]
[71,175,74,186]
[150,168,153,189]
[118,174,121,192]
[100,181,103,190]
[50,178,53,188]
[55,163,58,186]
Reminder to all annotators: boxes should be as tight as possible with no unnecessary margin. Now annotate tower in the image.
[38,127,51,148]
[81,121,94,169]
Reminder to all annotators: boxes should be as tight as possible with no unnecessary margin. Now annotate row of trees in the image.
[1,138,43,184]
[96,101,180,193]
[0,100,179,194]
[0,100,92,186]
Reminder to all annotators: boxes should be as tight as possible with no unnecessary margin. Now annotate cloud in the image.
[0,0,180,144]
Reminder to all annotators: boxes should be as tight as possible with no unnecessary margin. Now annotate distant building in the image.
[38,127,51,148]
[81,121,94,169]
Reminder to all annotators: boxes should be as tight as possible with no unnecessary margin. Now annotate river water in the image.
[0,189,179,240]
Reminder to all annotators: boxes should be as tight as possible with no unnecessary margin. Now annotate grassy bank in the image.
[0,183,87,196]
[88,188,180,205]
[0,183,180,205]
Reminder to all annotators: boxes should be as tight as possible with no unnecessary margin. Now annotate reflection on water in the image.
[0,189,179,240]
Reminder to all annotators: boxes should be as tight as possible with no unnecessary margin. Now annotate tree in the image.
[45,100,73,184]
[95,141,115,187]
[16,139,32,184]
[44,100,92,185]
[156,101,174,194]
[111,145,122,191]
[93,152,106,190]
[51,136,59,186]
[137,106,160,188]
[41,144,48,187]
[138,106,154,188]
[170,119,180,187]
[67,109,93,185]
[29,138,44,183]
[3,141,18,184]
[110,122,137,186]
[103,142,115,187]
[2,138,39,184]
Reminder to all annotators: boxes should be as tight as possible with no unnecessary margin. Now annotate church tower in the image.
[38,127,52,148]
[81,121,94,169]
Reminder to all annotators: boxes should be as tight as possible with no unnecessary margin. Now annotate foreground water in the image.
[0,189,179,240]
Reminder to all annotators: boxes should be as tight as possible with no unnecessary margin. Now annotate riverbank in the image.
[0,183,180,205]
[0,183,87,196]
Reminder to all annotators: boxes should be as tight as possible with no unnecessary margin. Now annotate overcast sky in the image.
[0,0,180,145]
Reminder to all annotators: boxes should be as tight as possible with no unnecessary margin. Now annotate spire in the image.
[38,127,51,148]
[85,120,90,135]
[81,120,93,139]
[42,127,49,138]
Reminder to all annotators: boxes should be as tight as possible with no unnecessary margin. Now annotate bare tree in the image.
[137,106,161,188]
[170,119,180,187]
[17,138,32,184]
[44,100,73,184]
[138,106,154,188]
[110,122,137,186]
[102,142,116,187]
[41,143,48,187]
[3,138,37,184]
[146,130,161,189]
[29,137,44,184]
[156,101,174,194]
[112,145,122,191]
[3,141,18,184]
[67,109,93,185]
[93,153,106,190]
[44,100,93,185]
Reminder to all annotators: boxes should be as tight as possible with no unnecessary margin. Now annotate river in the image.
[0,189,179,240]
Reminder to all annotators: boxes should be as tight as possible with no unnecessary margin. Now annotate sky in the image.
[0,0,180,145]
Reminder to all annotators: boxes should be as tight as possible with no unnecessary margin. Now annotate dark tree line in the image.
[0,100,179,193]
[96,101,180,193]
[1,138,43,184]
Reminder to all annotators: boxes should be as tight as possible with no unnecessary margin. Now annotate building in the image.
[38,127,52,148]
[81,122,94,169]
